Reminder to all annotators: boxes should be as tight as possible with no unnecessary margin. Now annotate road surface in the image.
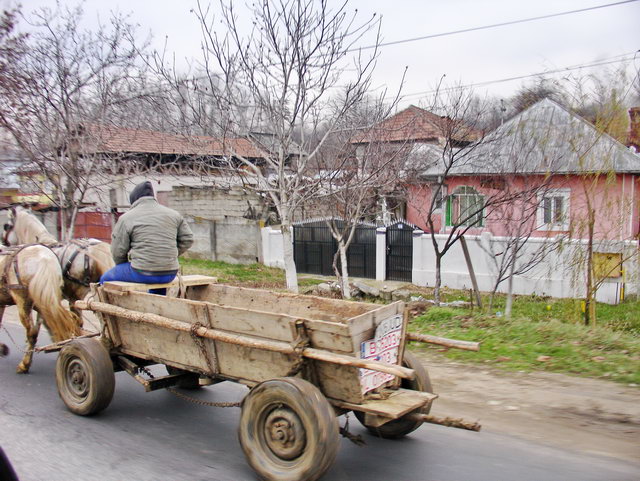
[1,320,638,481]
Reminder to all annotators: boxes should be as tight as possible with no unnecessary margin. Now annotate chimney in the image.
[629,107,640,152]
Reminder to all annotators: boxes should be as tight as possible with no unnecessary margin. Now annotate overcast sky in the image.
[11,0,640,108]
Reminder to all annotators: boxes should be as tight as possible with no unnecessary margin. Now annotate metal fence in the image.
[293,220,376,279]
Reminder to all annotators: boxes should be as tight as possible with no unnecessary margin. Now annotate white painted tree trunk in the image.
[281,224,299,293]
[338,242,351,299]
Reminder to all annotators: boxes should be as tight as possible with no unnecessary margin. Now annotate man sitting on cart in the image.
[100,180,194,294]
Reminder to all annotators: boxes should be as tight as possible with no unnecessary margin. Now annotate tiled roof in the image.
[351,105,480,144]
[76,124,268,159]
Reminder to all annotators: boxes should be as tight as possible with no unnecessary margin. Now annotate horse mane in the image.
[15,210,58,245]
[88,242,115,276]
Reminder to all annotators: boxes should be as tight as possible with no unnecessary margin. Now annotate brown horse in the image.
[3,207,115,319]
[0,245,81,372]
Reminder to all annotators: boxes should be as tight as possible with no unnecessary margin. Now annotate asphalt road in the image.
[1,322,639,481]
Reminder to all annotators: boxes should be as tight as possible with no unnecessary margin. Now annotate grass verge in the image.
[410,305,640,385]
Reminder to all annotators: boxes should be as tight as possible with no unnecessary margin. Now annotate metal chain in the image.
[340,414,366,446]
[138,364,240,408]
[165,387,241,408]
[0,325,32,355]
[286,324,310,377]
[190,322,218,376]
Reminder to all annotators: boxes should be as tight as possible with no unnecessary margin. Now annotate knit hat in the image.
[129,181,155,204]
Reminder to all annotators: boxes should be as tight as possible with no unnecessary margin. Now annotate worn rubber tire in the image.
[55,338,115,416]
[355,351,434,439]
[165,365,201,390]
[238,377,339,481]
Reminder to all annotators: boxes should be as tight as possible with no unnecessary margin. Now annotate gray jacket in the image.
[111,197,194,272]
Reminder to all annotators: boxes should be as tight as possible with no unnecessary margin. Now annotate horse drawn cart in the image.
[45,275,479,481]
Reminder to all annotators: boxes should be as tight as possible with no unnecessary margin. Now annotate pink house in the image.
[405,99,640,243]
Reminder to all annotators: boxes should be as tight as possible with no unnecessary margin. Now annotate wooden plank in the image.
[102,275,217,292]
[314,362,363,404]
[101,291,212,371]
[348,301,405,353]
[189,284,377,322]
[329,389,438,418]
[207,304,298,342]
[214,343,293,381]
[304,319,353,353]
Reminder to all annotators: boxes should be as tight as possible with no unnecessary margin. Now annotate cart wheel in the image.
[165,365,201,390]
[355,351,433,439]
[55,338,115,416]
[238,377,339,481]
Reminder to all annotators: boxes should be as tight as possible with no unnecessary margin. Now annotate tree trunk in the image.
[505,238,519,319]
[281,224,299,293]
[338,242,350,299]
[434,255,442,305]
[584,209,596,326]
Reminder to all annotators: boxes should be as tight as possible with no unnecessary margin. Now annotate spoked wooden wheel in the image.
[355,351,434,439]
[55,338,115,416]
[238,377,339,481]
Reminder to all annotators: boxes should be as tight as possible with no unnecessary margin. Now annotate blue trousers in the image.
[99,263,176,295]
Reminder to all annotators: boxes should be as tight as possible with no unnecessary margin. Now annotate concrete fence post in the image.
[376,227,387,281]
[412,229,424,285]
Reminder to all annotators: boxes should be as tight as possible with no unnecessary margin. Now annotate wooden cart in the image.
[51,275,472,481]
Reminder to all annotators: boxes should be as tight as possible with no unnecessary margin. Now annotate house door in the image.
[386,221,413,282]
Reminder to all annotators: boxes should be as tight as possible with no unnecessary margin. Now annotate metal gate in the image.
[386,221,413,282]
[293,220,376,279]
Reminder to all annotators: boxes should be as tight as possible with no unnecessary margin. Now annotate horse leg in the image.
[15,296,37,374]
[0,306,8,357]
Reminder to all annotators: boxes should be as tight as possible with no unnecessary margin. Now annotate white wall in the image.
[261,226,287,269]
[262,226,639,304]
[413,232,639,304]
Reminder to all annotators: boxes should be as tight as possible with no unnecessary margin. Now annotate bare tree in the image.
[0,3,149,239]
[312,98,409,297]
[166,0,386,292]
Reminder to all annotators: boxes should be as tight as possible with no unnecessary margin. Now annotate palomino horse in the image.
[3,207,115,320]
[0,245,81,372]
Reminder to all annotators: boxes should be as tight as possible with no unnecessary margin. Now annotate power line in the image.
[400,52,640,99]
[349,0,640,52]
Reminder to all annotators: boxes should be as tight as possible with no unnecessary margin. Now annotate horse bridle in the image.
[2,223,14,247]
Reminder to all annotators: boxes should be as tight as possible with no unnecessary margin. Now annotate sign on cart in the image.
[359,314,402,393]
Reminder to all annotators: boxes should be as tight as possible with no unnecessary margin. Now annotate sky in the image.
[9,0,640,109]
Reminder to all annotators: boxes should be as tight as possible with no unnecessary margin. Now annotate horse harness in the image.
[57,239,103,287]
[0,245,43,293]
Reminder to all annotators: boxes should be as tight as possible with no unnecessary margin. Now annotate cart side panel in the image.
[214,343,293,382]
[102,291,215,372]
[188,284,377,322]
[102,291,303,382]
[313,362,363,403]
[347,302,405,351]
[205,304,298,342]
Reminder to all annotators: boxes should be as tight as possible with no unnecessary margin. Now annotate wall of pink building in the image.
[406,173,639,241]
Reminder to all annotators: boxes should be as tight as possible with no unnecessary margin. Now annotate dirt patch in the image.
[413,349,640,463]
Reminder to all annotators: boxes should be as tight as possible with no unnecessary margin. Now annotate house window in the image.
[445,186,484,227]
[538,189,570,230]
